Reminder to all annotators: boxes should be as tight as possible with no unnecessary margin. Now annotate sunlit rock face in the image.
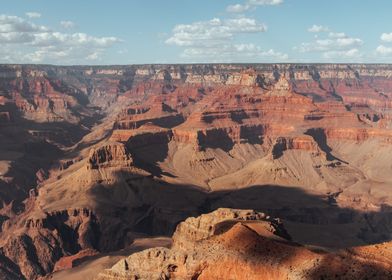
[97,209,392,280]
[3,64,392,279]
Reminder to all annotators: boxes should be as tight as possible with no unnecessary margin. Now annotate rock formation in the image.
[88,142,133,169]
[97,209,392,280]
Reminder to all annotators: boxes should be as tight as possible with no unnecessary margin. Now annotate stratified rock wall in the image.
[3,64,392,279]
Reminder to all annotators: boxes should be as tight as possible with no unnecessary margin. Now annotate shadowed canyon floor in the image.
[2,64,392,279]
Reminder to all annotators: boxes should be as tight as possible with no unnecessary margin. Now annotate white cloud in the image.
[295,27,364,61]
[296,27,363,60]
[0,14,121,64]
[32,32,120,48]
[381,33,392,42]
[86,52,100,60]
[166,17,287,62]
[60,20,75,29]
[23,47,67,63]
[0,15,48,33]
[298,37,362,52]
[308,25,329,33]
[374,33,392,57]
[25,12,41,19]
[322,48,361,59]
[227,0,282,13]
[376,45,392,55]
[226,4,250,13]
[0,32,34,43]
[166,17,267,47]
[248,0,283,5]
[328,32,346,38]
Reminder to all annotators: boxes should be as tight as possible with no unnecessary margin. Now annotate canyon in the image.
[1,64,392,279]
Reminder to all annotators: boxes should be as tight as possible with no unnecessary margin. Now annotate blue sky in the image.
[1,0,392,64]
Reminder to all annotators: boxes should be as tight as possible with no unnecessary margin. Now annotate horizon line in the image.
[3,62,392,67]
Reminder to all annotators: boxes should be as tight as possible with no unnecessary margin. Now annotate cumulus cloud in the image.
[166,17,287,62]
[227,0,282,13]
[381,33,392,42]
[60,20,75,29]
[376,45,392,55]
[32,32,119,48]
[166,17,266,47]
[308,25,329,33]
[226,4,250,13]
[375,33,392,57]
[298,37,362,52]
[296,27,363,60]
[0,15,48,33]
[0,14,121,64]
[322,48,361,59]
[25,12,41,19]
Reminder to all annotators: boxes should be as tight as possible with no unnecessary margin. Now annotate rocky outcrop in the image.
[172,208,290,247]
[0,206,100,280]
[266,75,292,96]
[96,208,392,280]
[324,127,392,142]
[271,135,321,159]
[53,248,99,272]
[88,142,133,169]
[96,208,291,280]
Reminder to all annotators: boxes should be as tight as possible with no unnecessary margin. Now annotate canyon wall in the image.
[2,64,392,279]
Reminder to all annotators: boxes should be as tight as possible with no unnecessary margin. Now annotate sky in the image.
[1,0,392,65]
